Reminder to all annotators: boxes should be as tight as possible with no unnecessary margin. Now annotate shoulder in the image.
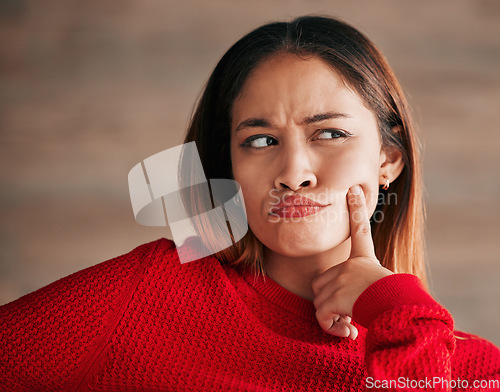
[0,238,187,327]
[0,236,225,322]
[0,236,227,339]
[0,238,179,390]
[1,237,174,312]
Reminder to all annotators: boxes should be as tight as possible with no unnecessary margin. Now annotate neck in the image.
[263,238,352,301]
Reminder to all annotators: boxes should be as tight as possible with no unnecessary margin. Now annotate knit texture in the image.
[1,238,499,391]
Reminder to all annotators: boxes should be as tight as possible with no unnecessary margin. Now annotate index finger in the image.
[347,185,376,260]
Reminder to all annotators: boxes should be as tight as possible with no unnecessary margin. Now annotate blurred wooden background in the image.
[1,0,499,346]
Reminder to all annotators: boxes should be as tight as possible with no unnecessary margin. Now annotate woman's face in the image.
[230,54,385,258]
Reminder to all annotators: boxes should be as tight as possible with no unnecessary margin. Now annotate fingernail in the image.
[350,185,361,195]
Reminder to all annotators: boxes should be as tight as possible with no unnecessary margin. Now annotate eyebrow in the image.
[303,112,351,124]
[235,112,351,132]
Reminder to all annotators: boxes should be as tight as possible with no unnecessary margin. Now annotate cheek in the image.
[318,149,380,213]
[318,148,375,186]
[231,154,265,215]
[231,148,247,192]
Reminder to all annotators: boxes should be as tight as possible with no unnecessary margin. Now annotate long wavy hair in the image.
[182,16,427,287]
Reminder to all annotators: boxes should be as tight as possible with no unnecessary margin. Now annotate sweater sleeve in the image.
[352,273,500,391]
[0,239,166,392]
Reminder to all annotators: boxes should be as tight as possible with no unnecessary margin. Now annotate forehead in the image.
[231,54,372,125]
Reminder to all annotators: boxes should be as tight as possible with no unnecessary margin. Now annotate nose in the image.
[273,142,318,191]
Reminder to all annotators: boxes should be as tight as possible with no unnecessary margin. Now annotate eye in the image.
[313,129,350,140]
[241,135,278,149]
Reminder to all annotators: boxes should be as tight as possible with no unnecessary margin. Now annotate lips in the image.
[269,195,328,219]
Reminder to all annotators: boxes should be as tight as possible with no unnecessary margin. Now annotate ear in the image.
[378,127,405,187]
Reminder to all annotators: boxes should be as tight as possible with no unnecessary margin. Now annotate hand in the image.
[311,185,393,339]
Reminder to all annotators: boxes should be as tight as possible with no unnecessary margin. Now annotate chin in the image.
[260,222,350,258]
[272,243,337,258]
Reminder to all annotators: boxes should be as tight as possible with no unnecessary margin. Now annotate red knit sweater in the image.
[1,238,499,391]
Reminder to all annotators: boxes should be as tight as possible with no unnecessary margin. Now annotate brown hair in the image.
[182,16,427,287]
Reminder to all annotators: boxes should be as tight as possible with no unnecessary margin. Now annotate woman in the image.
[1,16,499,391]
